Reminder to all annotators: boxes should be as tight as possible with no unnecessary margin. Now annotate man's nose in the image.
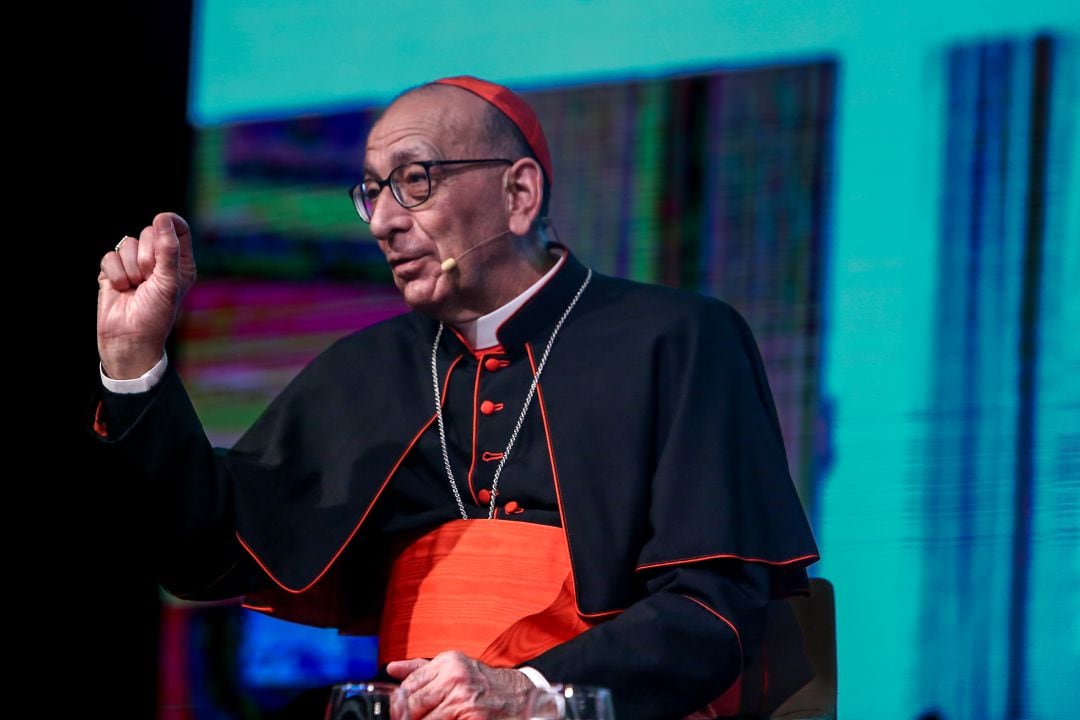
[368,189,411,240]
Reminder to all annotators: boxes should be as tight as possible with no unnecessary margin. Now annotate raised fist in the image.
[97,212,197,379]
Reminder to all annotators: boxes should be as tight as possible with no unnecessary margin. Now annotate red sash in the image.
[378,519,593,667]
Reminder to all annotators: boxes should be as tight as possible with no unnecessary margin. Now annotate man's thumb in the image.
[386,658,429,680]
[153,213,180,272]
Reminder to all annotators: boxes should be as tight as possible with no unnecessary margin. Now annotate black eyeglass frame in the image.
[349,158,513,222]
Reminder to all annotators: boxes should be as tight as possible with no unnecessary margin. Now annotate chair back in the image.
[771,577,837,719]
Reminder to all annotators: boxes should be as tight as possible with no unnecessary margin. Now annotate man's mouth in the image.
[389,255,428,277]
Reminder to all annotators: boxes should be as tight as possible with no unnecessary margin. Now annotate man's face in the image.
[363,87,509,320]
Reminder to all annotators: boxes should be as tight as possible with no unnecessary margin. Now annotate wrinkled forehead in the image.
[363,86,489,172]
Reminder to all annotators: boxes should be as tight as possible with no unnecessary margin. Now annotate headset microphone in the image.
[440,229,514,272]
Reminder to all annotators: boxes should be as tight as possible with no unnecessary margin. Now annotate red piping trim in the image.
[636,552,820,572]
[475,344,505,359]
[527,343,625,621]
[579,606,624,619]
[681,594,744,668]
[448,325,476,355]
[438,360,460,405]
[236,354,465,594]
[93,399,108,438]
[466,359,483,504]
[448,323,505,361]
[241,603,274,612]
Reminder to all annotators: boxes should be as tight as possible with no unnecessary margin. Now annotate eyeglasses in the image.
[349,159,512,223]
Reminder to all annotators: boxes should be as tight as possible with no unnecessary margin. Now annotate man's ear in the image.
[505,158,544,236]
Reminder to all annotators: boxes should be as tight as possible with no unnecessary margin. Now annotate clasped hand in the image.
[387,651,533,720]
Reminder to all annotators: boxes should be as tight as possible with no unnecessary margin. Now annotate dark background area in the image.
[41,3,193,714]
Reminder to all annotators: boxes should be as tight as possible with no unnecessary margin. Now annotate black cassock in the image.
[94,248,819,720]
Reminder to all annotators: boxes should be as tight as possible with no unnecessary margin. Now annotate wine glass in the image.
[325,682,410,720]
[525,684,615,720]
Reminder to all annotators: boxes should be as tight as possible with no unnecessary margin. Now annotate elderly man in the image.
[93,76,818,720]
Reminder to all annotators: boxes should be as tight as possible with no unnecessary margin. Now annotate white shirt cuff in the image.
[517,666,552,690]
[100,351,169,394]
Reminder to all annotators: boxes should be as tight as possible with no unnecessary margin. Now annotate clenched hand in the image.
[97,212,196,379]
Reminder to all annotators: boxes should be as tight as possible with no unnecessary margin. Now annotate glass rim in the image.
[331,681,401,691]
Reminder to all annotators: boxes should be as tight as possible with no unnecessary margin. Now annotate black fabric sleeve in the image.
[634,300,818,574]
[91,363,266,600]
[88,324,438,617]
[524,560,770,720]
[99,384,162,438]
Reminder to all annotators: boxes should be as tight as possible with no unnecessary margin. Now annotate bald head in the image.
[366,85,481,164]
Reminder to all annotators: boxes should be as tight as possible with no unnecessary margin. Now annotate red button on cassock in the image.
[478,489,491,504]
[484,358,502,372]
[480,400,496,415]
[504,501,521,514]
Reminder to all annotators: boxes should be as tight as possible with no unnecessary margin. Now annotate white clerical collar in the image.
[455,250,567,350]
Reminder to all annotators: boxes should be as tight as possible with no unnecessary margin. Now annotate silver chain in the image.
[430,269,593,520]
